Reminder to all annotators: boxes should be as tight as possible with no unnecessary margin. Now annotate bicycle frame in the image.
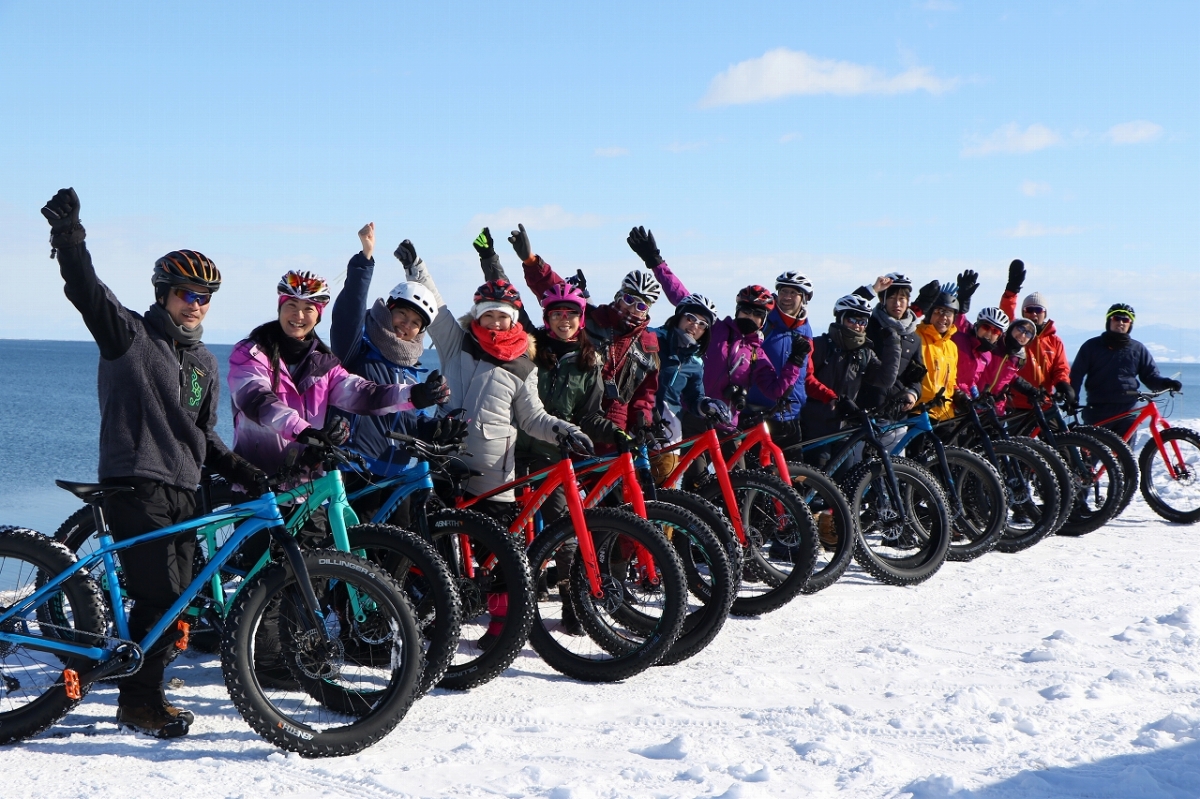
[652,428,747,544]
[1086,397,1185,480]
[0,491,298,668]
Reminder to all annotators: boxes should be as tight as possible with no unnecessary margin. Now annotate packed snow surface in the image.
[5,465,1200,798]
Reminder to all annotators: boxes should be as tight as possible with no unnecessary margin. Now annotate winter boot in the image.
[817,510,838,551]
[557,580,584,636]
[116,703,190,739]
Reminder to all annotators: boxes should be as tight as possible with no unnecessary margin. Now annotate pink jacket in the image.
[953,315,994,395]
[228,338,414,476]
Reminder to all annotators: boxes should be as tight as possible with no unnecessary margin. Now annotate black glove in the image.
[432,416,469,445]
[698,397,732,425]
[41,187,85,248]
[1054,381,1077,409]
[394,239,418,269]
[626,226,662,269]
[768,417,803,441]
[1167,379,1184,393]
[1010,376,1038,398]
[1006,259,1026,295]
[295,426,335,448]
[913,280,941,316]
[508,224,532,263]
[786,334,812,366]
[472,228,495,260]
[562,428,595,455]
[410,370,450,409]
[566,268,590,299]
[323,415,351,446]
[208,449,267,491]
[836,396,862,420]
[956,270,980,315]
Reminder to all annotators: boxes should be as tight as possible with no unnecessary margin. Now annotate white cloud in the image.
[999,221,1084,238]
[700,48,959,107]
[1105,120,1162,145]
[593,146,629,158]
[962,123,1061,157]
[779,132,801,144]
[1021,180,1051,197]
[467,204,605,232]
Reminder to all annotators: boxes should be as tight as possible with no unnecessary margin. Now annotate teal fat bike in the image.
[0,477,423,756]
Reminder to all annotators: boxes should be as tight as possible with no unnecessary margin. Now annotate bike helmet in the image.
[882,272,913,298]
[618,270,661,304]
[677,292,718,327]
[1106,302,1135,324]
[386,281,437,328]
[735,284,776,312]
[153,250,221,294]
[975,306,1010,333]
[931,282,960,313]
[775,271,814,299]
[540,283,587,316]
[833,294,873,318]
[278,270,332,305]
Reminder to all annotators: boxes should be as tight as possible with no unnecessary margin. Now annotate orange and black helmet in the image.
[152,250,221,293]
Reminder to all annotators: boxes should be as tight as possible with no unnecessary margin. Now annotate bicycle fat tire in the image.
[917,447,1007,562]
[990,440,1061,553]
[1139,427,1200,525]
[1072,423,1138,517]
[1055,432,1124,536]
[784,462,856,592]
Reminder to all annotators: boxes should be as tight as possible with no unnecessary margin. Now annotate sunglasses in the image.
[621,294,650,313]
[736,304,768,319]
[1024,305,1046,315]
[546,309,581,321]
[682,312,710,330]
[977,322,1004,336]
[843,315,869,328]
[1109,314,1133,324]
[1011,326,1034,341]
[173,288,212,306]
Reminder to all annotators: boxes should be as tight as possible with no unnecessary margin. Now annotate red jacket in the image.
[1000,290,1070,409]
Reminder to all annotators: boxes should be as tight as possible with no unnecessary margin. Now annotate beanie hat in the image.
[1022,292,1047,313]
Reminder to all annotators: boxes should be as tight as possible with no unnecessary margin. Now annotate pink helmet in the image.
[541,282,587,318]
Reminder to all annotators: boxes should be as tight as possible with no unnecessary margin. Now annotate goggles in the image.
[546,308,581,321]
[976,321,1004,337]
[736,303,769,319]
[173,288,212,306]
[620,294,650,313]
[1108,313,1133,324]
[842,314,869,328]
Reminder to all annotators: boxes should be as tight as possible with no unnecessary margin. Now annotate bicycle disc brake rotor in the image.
[290,628,345,681]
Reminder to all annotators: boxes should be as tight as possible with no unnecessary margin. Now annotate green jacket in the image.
[518,330,611,463]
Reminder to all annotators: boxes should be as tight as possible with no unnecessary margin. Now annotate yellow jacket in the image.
[916,322,958,421]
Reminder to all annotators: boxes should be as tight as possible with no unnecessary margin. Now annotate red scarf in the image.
[471,319,529,362]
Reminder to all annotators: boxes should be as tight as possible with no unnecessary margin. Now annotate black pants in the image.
[1082,403,1138,440]
[103,479,197,708]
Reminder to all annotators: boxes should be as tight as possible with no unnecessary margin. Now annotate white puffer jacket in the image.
[405,257,579,501]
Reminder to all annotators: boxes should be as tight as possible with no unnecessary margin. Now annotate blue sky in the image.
[1,0,1196,345]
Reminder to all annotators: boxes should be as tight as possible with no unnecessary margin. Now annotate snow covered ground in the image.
[5,446,1200,798]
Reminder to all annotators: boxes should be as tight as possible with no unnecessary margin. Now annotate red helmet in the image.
[473,278,524,310]
[735,284,775,311]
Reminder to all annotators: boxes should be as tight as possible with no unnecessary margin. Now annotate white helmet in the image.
[975,306,1010,332]
[833,294,873,317]
[619,270,662,304]
[678,292,718,325]
[387,281,438,328]
[775,271,814,298]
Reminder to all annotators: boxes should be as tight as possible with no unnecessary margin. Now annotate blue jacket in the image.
[747,308,812,420]
[329,252,435,472]
[1070,333,1173,410]
[654,327,706,419]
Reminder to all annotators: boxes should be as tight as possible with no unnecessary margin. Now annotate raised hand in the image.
[473,227,496,259]
[913,280,941,316]
[410,370,450,409]
[394,239,418,269]
[41,187,85,249]
[786,334,812,365]
[956,269,979,314]
[626,226,662,268]
[358,222,375,261]
[508,224,532,262]
[1006,259,1026,294]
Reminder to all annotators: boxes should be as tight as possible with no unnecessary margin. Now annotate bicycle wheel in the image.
[426,509,534,690]
[640,500,734,666]
[527,507,686,682]
[221,549,423,757]
[1055,432,1124,536]
[343,524,461,696]
[840,457,951,585]
[785,462,855,592]
[1015,436,1073,534]
[697,471,820,616]
[654,489,744,588]
[1072,424,1138,517]
[0,528,108,744]
[1139,427,1200,524]
[990,440,1061,553]
[914,447,1007,562]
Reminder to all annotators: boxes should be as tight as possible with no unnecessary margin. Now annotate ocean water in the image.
[1,338,1197,535]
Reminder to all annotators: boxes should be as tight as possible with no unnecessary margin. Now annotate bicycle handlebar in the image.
[385,430,464,458]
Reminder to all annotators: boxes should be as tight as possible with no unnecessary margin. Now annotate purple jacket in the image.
[228,338,415,475]
[652,261,800,423]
